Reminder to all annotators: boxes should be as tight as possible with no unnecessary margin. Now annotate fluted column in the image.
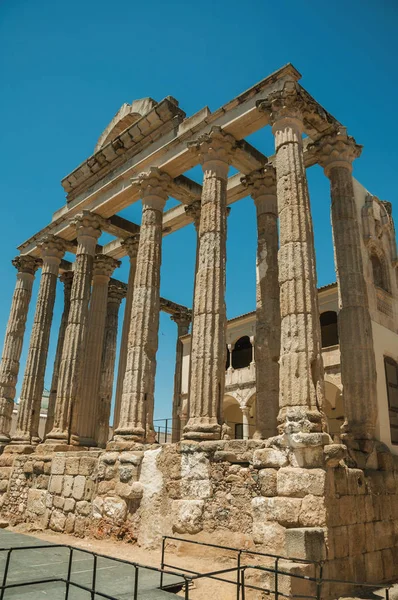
[13,236,65,445]
[258,85,325,436]
[0,256,40,445]
[45,211,102,445]
[171,310,191,442]
[183,127,236,440]
[242,166,280,438]
[97,282,125,448]
[115,168,170,444]
[113,235,140,430]
[45,271,74,437]
[76,255,120,446]
[311,128,377,442]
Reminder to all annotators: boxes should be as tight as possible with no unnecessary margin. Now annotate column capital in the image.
[60,271,74,289]
[257,81,307,135]
[241,164,277,214]
[184,201,201,230]
[132,167,171,210]
[108,282,126,305]
[188,126,236,177]
[308,127,362,176]
[71,210,104,243]
[171,309,192,328]
[38,235,66,264]
[12,255,41,276]
[121,233,140,260]
[93,255,120,279]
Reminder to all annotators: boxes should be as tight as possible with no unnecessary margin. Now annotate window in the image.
[235,423,243,439]
[320,311,339,348]
[225,346,230,370]
[371,254,389,292]
[231,336,252,369]
[384,357,398,445]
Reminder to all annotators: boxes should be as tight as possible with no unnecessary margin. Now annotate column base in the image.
[106,440,146,452]
[35,443,89,454]
[113,426,145,444]
[69,434,97,448]
[277,407,324,435]
[183,419,221,441]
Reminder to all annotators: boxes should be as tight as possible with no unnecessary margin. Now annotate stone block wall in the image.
[0,439,396,597]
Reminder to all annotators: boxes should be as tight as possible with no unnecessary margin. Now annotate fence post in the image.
[236,550,241,600]
[275,557,279,600]
[184,576,189,600]
[165,419,169,443]
[91,554,97,600]
[65,547,74,600]
[316,562,323,600]
[134,565,139,600]
[160,537,165,589]
[241,568,245,600]
[0,549,12,600]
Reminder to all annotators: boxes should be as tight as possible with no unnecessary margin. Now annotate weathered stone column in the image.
[76,255,120,446]
[45,211,103,445]
[113,234,140,430]
[258,85,325,436]
[242,406,250,440]
[242,166,280,439]
[12,236,65,445]
[45,271,74,437]
[171,310,191,442]
[115,168,170,444]
[311,128,377,442]
[183,127,235,440]
[0,256,40,446]
[97,282,125,448]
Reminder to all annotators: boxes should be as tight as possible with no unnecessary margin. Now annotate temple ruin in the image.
[0,64,397,596]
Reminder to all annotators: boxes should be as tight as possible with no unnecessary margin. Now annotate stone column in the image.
[97,282,125,448]
[311,128,378,442]
[113,234,140,430]
[45,211,103,445]
[45,272,74,437]
[258,85,325,436]
[171,310,191,442]
[115,168,170,444]
[75,255,120,446]
[12,236,65,445]
[183,127,236,440]
[242,406,250,440]
[0,256,40,446]
[242,166,280,439]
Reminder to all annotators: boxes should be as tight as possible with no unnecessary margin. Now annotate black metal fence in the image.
[0,539,393,599]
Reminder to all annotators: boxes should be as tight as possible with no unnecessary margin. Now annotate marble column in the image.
[45,211,103,445]
[113,234,140,430]
[75,255,120,446]
[242,166,280,439]
[311,128,378,442]
[183,127,236,440]
[258,86,325,436]
[13,236,65,445]
[0,256,40,446]
[171,310,191,442]
[45,271,74,437]
[242,406,250,440]
[115,168,170,443]
[97,282,125,448]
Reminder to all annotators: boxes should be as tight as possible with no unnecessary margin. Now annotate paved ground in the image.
[0,529,183,599]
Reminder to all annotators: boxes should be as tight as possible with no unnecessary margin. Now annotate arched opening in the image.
[231,336,252,369]
[371,253,389,292]
[223,396,243,439]
[324,381,344,440]
[320,311,339,348]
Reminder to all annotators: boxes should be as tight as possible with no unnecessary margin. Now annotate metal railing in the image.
[161,536,393,600]
[153,418,257,442]
[0,540,393,599]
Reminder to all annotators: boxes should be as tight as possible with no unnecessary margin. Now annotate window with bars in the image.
[384,356,398,445]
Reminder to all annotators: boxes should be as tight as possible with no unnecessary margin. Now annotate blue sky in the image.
[0,0,397,422]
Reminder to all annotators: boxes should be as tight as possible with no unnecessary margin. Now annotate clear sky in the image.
[0,0,397,423]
